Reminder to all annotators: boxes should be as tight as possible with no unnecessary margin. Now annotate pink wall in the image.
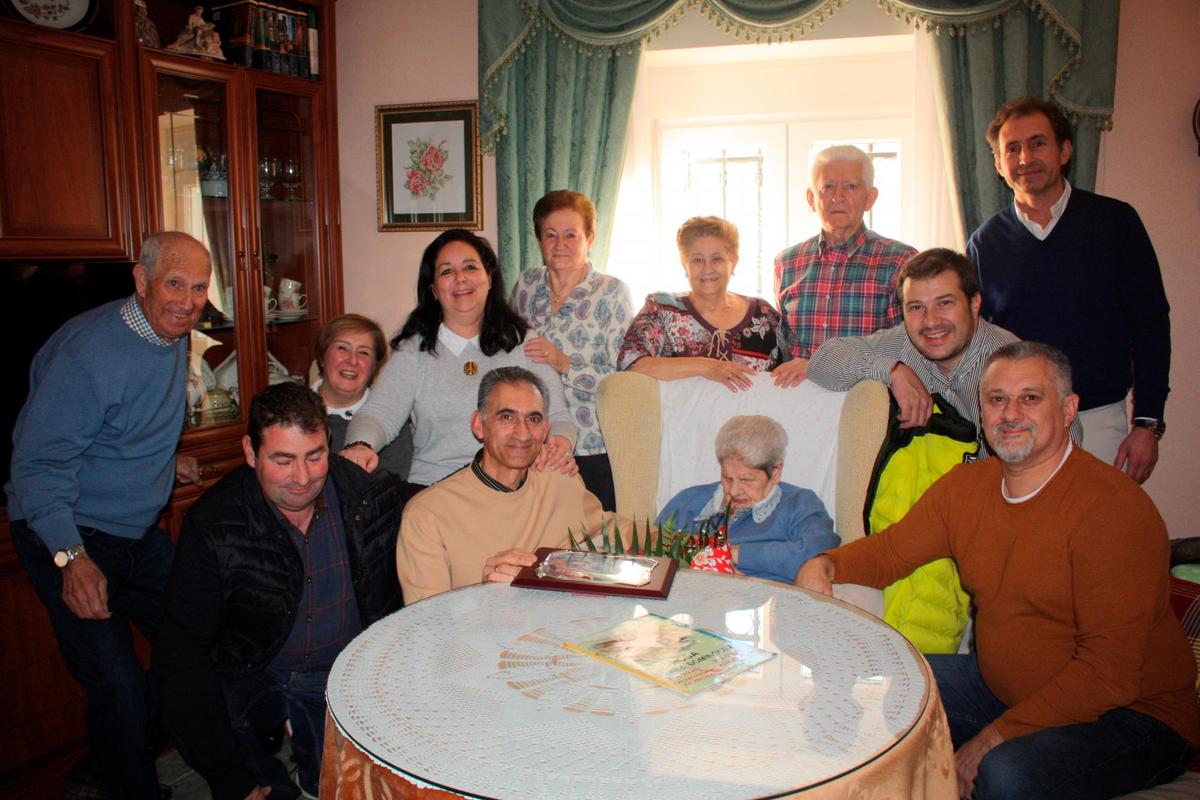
[335,0,496,336]
[337,0,1198,534]
[1095,0,1200,537]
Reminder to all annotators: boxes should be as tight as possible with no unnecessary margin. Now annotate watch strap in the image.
[1132,418,1166,439]
[54,543,87,568]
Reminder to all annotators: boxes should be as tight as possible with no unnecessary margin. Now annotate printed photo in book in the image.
[563,613,776,696]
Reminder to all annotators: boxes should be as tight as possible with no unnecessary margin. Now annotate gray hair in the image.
[714,415,788,473]
[476,366,549,418]
[982,341,1074,399]
[137,231,209,279]
[810,144,875,191]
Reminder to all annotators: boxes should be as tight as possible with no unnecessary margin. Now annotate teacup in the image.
[278,278,307,313]
[279,293,307,313]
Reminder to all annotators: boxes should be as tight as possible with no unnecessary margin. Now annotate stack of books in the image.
[212,0,319,79]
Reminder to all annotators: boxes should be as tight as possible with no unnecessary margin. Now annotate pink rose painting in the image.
[404,138,451,201]
[405,169,427,197]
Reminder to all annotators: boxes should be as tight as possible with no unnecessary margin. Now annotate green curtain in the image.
[879,1,1119,236]
[479,0,843,285]
[480,1,1120,272]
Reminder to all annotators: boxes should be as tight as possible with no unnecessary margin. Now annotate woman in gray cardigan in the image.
[340,230,576,499]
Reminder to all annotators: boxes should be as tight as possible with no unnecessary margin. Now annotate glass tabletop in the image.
[327,570,930,800]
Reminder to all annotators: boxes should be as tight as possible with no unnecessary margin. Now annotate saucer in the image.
[275,309,308,321]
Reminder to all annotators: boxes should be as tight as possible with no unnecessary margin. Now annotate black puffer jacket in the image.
[156,457,404,800]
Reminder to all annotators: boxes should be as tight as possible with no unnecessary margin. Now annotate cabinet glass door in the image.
[257,88,322,389]
[154,71,243,431]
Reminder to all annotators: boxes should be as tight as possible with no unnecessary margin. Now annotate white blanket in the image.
[655,375,847,515]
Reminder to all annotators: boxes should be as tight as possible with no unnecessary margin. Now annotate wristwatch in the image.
[53,544,87,568]
[1132,418,1166,439]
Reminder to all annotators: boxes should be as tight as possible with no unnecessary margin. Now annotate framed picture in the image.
[376,100,482,232]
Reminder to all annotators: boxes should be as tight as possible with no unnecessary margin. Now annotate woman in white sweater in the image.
[341,230,576,498]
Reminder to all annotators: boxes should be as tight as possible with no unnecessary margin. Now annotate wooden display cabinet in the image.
[138,0,342,533]
[0,0,343,793]
[0,21,133,259]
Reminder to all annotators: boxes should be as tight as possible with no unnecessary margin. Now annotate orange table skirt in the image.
[320,680,956,799]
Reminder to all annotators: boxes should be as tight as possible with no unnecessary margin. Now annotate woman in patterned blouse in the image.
[511,191,634,511]
[618,216,783,391]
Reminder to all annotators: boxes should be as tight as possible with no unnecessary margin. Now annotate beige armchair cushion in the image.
[597,372,888,544]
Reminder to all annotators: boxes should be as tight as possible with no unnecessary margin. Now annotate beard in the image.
[990,421,1038,463]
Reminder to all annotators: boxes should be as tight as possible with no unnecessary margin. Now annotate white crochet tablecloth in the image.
[325,571,951,800]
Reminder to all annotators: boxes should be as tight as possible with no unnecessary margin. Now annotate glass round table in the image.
[323,570,954,799]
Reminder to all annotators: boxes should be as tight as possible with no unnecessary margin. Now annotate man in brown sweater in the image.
[798,342,1199,800]
[398,366,620,604]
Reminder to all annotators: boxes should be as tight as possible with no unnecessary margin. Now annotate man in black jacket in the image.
[156,383,403,800]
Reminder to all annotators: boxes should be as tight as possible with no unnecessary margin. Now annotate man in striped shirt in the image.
[807,248,1021,451]
[772,145,917,387]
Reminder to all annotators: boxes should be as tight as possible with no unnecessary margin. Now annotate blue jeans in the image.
[929,653,1192,799]
[11,519,173,800]
[222,665,329,798]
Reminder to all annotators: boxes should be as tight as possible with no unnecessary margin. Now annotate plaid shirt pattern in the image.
[774,227,916,360]
[120,295,177,347]
[271,478,361,672]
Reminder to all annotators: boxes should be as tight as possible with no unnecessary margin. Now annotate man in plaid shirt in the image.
[772,145,917,387]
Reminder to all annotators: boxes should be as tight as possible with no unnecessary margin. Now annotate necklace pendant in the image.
[463,361,478,376]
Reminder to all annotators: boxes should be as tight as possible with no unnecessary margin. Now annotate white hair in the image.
[810,144,874,191]
[137,231,209,279]
[714,415,788,473]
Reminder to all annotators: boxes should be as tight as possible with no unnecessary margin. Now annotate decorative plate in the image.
[7,0,95,30]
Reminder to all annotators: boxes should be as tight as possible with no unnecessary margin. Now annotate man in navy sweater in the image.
[968,97,1170,483]
[6,232,211,798]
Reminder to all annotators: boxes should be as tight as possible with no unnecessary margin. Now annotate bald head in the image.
[138,231,211,280]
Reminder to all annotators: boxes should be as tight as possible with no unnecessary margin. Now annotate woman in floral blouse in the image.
[618,216,783,391]
[511,190,633,511]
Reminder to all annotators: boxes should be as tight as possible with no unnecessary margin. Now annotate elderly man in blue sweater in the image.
[968,96,1170,483]
[5,231,211,799]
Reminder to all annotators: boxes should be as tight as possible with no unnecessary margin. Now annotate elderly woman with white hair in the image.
[656,415,838,584]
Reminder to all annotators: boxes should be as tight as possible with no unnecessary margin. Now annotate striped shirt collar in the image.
[470,448,527,493]
[121,295,178,347]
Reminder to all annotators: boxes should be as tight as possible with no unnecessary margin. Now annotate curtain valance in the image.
[879,1,1117,130]
[481,1,848,153]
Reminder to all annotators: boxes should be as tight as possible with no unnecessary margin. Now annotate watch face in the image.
[53,549,70,568]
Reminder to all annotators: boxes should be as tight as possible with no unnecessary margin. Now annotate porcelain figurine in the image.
[134,0,160,47]
[167,5,225,60]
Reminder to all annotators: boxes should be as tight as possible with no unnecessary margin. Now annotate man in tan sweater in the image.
[398,367,619,604]
[798,342,1199,800]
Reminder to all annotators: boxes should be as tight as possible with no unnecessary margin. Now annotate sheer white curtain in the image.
[913,33,964,252]
[607,35,962,305]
